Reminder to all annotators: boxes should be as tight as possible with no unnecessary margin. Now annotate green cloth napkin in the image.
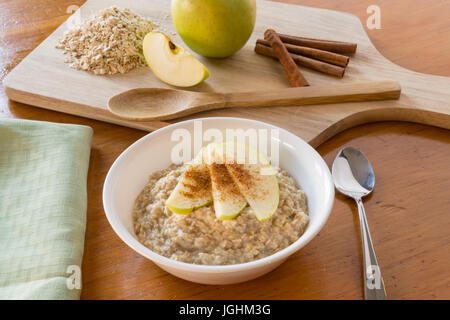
[0,118,93,300]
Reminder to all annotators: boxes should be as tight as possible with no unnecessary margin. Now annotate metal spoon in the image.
[107,81,401,121]
[332,146,387,300]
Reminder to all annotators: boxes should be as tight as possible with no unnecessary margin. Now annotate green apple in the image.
[171,0,257,58]
[143,32,209,87]
[166,149,212,214]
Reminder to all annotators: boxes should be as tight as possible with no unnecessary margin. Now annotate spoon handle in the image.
[355,198,387,300]
[223,81,400,109]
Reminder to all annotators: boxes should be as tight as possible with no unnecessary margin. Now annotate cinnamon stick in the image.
[264,29,309,87]
[257,39,349,67]
[255,43,345,78]
[277,33,357,54]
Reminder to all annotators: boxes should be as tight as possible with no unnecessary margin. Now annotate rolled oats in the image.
[56,6,154,75]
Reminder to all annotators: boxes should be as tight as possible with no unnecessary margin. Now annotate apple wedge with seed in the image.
[143,32,209,87]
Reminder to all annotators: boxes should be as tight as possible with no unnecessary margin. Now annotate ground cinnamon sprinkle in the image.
[226,162,260,193]
[226,163,251,186]
[210,163,241,201]
[180,165,211,199]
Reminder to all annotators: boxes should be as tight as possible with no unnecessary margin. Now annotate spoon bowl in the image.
[108,88,223,121]
[332,146,375,199]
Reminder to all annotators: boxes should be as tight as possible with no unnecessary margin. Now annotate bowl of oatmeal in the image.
[103,118,334,284]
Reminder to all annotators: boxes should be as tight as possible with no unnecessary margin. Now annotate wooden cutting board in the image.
[4,0,450,147]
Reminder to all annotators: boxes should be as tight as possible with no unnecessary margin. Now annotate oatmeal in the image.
[133,164,309,265]
[56,6,154,75]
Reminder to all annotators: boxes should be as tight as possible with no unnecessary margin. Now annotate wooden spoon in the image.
[108,80,401,121]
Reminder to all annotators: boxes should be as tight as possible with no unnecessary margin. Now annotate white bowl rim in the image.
[103,117,334,273]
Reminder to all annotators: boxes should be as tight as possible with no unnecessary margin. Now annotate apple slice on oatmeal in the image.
[209,162,247,220]
[217,142,279,221]
[165,149,212,214]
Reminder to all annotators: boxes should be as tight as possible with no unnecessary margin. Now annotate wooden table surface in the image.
[1,0,449,300]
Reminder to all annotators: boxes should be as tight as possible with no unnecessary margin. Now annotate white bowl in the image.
[103,117,334,285]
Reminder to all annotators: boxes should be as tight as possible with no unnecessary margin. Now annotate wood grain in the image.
[0,0,449,299]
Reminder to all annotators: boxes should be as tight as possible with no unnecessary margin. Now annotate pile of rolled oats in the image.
[56,6,154,75]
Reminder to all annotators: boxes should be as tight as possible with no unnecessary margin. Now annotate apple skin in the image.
[171,0,256,58]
